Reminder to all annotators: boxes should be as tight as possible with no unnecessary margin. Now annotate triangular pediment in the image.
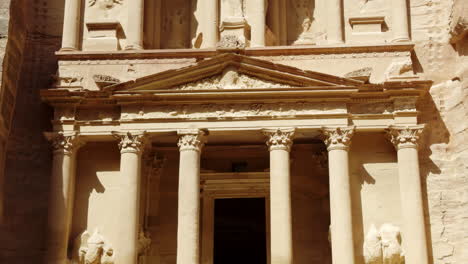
[106,53,363,92]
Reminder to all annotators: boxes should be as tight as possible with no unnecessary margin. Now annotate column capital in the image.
[263,128,295,152]
[386,125,425,150]
[113,131,148,154]
[45,131,84,155]
[321,126,355,151]
[177,129,207,152]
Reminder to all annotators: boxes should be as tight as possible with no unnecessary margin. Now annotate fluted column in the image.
[264,128,295,264]
[322,127,356,264]
[247,0,267,47]
[327,0,344,44]
[113,132,148,264]
[126,0,145,50]
[387,125,429,264]
[61,0,81,51]
[176,129,206,264]
[44,132,83,264]
[392,0,410,42]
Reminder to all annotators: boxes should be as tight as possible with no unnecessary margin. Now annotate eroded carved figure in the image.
[293,0,320,44]
[363,224,383,264]
[221,0,245,21]
[74,229,114,264]
[88,0,123,9]
[364,224,404,264]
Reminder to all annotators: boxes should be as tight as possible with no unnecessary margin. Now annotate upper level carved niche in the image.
[74,0,411,52]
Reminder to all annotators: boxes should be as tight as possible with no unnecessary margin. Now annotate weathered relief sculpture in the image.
[363,224,404,264]
[163,0,190,48]
[293,0,319,45]
[363,224,383,264]
[74,229,114,264]
[380,224,404,264]
[219,0,249,47]
[87,0,123,18]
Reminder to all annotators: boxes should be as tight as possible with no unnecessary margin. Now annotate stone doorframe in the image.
[200,171,271,264]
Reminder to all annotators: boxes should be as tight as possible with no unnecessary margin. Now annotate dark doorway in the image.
[213,198,267,264]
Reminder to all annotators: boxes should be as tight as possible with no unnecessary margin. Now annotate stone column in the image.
[392,0,410,42]
[126,0,145,50]
[176,129,206,264]
[327,0,344,44]
[247,0,267,47]
[61,0,81,51]
[264,128,295,264]
[387,125,429,264]
[44,132,83,264]
[322,127,356,264]
[205,0,219,48]
[113,132,148,264]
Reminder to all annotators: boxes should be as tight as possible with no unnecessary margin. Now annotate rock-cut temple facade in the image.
[0,0,466,264]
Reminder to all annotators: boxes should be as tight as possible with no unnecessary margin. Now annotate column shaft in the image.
[126,0,145,50]
[264,128,295,264]
[268,0,281,46]
[397,147,429,263]
[328,148,355,263]
[327,0,344,44]
[279,0,288,45]
[44,133,82,264]
[392,0,410,42]
[204,0,219,48]
[247,0,266,47]
[114,132,147,264]
[388,125,429,264]
[61,0,81,51]
[119,151,142,263]
[176,130,205,264]
[322,127,355,264]
[270,149,293,264]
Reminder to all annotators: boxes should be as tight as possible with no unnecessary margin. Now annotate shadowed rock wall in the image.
[0,0,63,262]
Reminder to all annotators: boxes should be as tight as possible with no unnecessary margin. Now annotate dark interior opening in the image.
[214,198,267,264]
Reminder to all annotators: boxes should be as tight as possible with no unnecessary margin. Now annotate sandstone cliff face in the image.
[0,0,466,263]
[0,0,62,262]
[410,0,467,263]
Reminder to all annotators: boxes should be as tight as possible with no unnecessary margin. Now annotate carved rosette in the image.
[45,132,83,155]
[177,130,206,152]
[113,132,148,154]
[321,127,355,151]
[263,128,295,152]
[386,125,425,150]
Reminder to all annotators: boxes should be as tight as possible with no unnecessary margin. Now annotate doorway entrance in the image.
[213,198,267,264]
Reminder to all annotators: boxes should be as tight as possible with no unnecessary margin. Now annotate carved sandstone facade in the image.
[0,0,466,264]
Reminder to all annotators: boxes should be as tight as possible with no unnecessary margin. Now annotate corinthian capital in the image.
[177,129,207,152]
[321,126,355,151]
[112,131,148,154]
[45,131,83,155]
[386,125,425,150]
[263,128,295,152]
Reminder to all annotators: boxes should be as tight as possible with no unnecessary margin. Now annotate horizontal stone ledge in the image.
[55,43,415,60]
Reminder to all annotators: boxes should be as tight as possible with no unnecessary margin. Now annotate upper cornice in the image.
[55,43,415,61]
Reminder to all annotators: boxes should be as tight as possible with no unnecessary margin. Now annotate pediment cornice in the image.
[103,53,363,92]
